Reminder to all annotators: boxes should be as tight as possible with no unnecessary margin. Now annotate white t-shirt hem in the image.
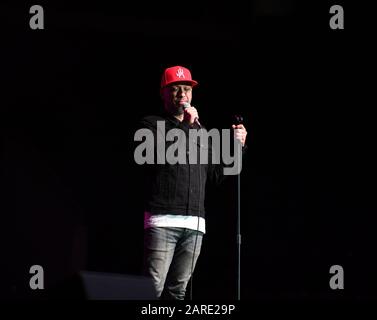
[144,211,206,234]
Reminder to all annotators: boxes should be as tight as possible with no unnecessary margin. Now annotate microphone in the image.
[233,114,244,126]
[182,102,201,128]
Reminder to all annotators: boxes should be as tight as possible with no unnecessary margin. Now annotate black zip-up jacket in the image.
[136,112,246,218]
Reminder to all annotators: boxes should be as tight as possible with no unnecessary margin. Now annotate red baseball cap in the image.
[160,66,198,89]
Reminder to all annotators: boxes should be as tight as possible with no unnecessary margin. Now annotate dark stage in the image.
[2,0,376,305]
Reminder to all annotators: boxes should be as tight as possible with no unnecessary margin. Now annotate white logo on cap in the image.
[176,68,185,79]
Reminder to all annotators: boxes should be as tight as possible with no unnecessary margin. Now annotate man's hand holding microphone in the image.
[183,102,247,147]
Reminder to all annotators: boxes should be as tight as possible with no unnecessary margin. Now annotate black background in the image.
[2,1,376,301]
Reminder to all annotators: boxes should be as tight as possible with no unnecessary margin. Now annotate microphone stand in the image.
[234,115,243,301]
[237,167,241,300]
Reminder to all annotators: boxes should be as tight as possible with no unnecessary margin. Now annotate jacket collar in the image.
[162,111,182,127]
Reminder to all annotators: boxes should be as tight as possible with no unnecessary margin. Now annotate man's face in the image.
[161,83,193,116]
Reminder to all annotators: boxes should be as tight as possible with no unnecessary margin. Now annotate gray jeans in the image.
[143,227,203,300]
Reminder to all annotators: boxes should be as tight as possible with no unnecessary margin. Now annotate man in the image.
[138,66,247,300]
